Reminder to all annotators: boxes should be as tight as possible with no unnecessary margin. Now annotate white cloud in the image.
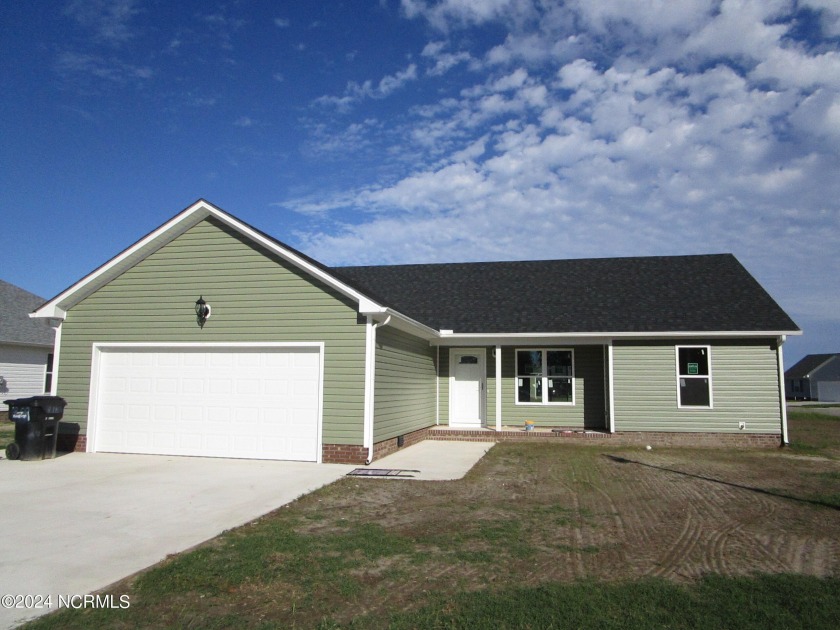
[274,17,290,28]
[55,50,153,82]
[64,0,140,45]
[422,41,473,76]
[401,0,534,32]
[315,64,418,110]
[283,0,840,330]
[571,0,715,37]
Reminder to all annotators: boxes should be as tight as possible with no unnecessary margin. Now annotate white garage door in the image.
[92,346,322,461]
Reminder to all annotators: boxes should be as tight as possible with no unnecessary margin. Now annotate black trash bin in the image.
[4,396,67,461]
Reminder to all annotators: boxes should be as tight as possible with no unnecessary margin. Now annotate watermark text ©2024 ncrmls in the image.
[2,593,130,610]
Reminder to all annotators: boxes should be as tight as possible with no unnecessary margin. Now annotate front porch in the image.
[436,343,614,433]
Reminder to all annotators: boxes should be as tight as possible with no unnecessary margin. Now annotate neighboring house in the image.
[785,354,840,401]
[31,200,800,463]
[1,280,56,412]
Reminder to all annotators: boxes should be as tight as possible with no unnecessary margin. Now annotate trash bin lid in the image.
[3,396,67,419]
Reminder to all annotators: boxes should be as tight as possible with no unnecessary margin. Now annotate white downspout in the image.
[363,314,391,464]
[607,342,616,434]
[49,319,63,396]
[495,345,502,431]
[777,335,789,446]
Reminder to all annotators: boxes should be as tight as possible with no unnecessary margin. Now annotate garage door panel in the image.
[93,347,321,461]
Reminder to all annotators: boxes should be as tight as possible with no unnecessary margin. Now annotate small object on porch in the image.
[524,420,535,431]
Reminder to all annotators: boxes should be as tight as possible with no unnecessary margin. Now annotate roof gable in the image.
[0,280,55,346]
[785,354,840,378]
[32,200,387,320]
[337,254,799,335]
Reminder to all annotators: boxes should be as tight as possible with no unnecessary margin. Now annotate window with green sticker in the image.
[676,346,712,408]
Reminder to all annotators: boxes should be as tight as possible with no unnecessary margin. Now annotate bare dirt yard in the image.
[27,410,840,628]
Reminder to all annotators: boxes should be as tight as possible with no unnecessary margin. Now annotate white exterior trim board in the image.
[433,330,801,346]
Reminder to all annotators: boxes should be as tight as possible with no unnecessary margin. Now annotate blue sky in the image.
[1,0,839,365]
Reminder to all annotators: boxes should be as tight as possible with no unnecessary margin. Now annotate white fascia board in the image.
[432,329,801,346]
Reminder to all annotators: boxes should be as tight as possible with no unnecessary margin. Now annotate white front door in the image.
[450,349,485,428]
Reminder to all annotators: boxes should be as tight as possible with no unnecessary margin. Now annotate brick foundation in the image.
[428,427,782,448]
[323,426,434,464]
[57,432,87,453]
[58,426,782,464]
[321,443,368,464]
[371,427,431,460]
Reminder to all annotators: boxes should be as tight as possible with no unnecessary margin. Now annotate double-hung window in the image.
[516,349,574,404]
[676,346,712,408]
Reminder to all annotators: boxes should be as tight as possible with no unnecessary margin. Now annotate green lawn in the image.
[787,407,840,458]
[0,420,15,443]
[24,413,840,629]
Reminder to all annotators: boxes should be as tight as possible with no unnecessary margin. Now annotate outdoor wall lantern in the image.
[195,296,212,328]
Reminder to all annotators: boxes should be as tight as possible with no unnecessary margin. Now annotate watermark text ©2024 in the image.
[2,593,130,610]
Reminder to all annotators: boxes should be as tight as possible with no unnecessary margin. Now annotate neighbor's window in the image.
[44,353,54,393]
[516,349,574,404]
[676,346,712,408]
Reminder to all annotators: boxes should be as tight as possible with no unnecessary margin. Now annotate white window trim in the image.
[515,348,575,406]
[675,345,714,409]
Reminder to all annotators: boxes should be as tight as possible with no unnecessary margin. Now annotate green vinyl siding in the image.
[613,339,782,433]
[373,327,436,441]
[56,217,366,444]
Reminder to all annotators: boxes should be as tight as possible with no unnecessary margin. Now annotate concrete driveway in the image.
[0,453,352,628]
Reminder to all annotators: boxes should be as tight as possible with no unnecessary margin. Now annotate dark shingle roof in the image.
[785,354,839,378]
[335,254,798,334]
[0,280,55,346]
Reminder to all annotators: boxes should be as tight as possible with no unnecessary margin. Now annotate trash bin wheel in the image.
[5,442,20,460]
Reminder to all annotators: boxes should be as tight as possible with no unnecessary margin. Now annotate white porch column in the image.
[495,345,502,431]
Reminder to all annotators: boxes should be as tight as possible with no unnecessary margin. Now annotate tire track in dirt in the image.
[638,455,794,578]
[573,459,629,575]
[648,504,704,579]
[562,468,587,579]
[601,454,694,576]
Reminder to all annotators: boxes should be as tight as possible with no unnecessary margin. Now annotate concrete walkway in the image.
[359,440,493,480]
[0,453,352,628]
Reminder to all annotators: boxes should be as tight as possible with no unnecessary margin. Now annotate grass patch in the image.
[380,574,840,630]
[787,408,840,458]
[0,420,15,440]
